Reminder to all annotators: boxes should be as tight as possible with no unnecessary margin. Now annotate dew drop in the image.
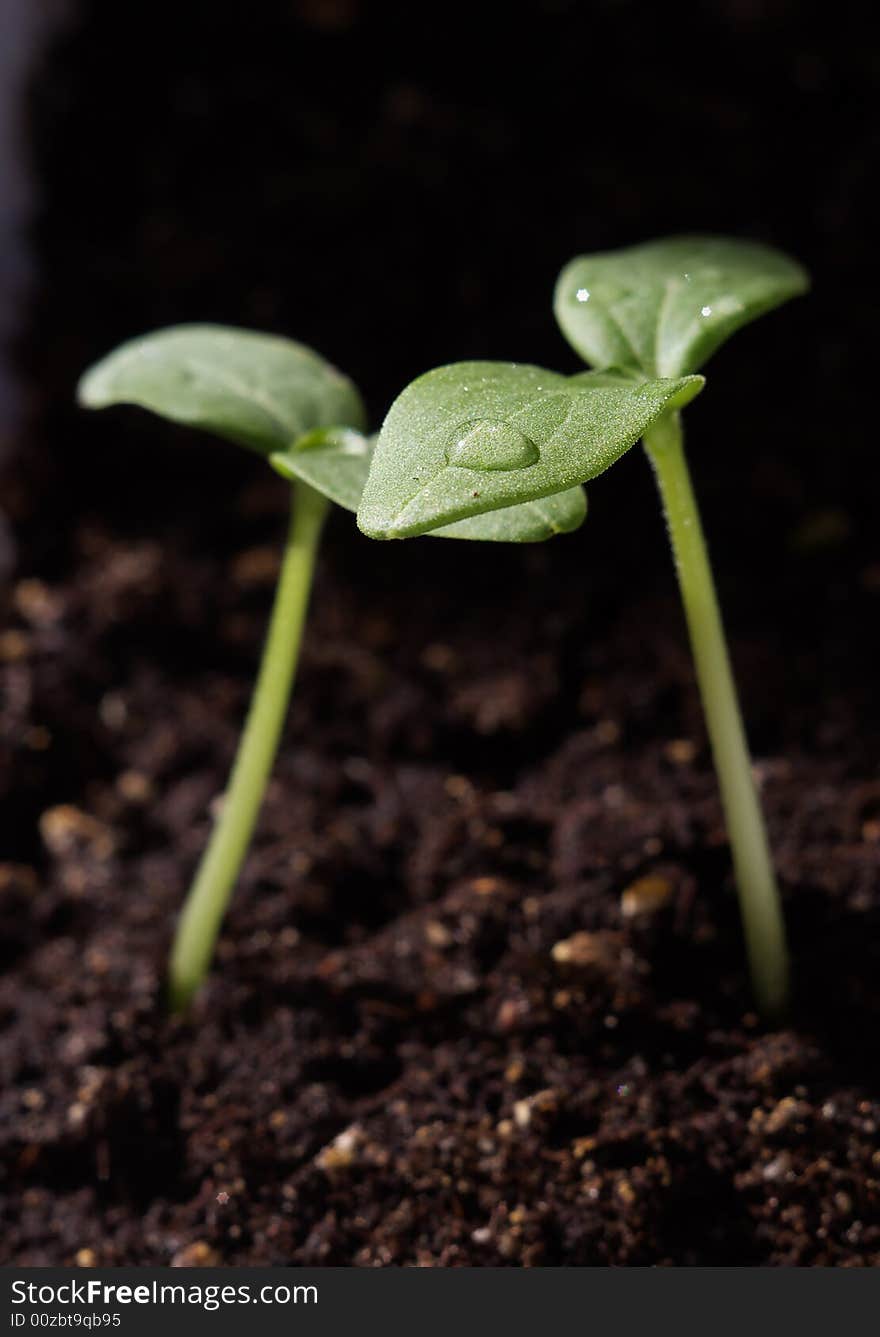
[700,305,712,317]
[576,287,590,303]
[445,419,540,471]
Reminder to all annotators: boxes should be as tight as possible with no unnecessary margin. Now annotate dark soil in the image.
[2,0,880,1270]
[2,446,879,1265]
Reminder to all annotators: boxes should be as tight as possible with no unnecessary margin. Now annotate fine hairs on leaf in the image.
[357,235,809,1019]
[270,429,588,541]
[357,363,702,539]
[77,324,590,1011]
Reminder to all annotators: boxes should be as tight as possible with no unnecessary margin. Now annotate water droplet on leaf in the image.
[445,420,540,471]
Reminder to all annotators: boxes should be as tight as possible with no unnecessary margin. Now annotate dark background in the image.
[8,0,880,736]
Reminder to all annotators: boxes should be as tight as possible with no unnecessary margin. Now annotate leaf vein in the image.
[185,356,300,443]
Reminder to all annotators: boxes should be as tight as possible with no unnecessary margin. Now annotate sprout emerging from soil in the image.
[358,236,809,1020]
[77,326,589,1010]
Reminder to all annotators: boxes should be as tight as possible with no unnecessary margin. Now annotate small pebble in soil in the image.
[171,1242,222,1267]
[315,1124,365,1171]
[39,805,114,861]
[512,1089,558,1130]
[664,738,697,765]
[14,578,64,627]
[425,920,453,948]
[116,770,154,803]
[620,874,673,917]
[0,629,31,660]
[551,930,621,969]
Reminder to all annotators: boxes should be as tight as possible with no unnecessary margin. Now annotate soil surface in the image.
[2,445,880,1266]
[2,0,880,1270]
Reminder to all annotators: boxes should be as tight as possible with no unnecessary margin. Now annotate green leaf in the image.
[433,486,586,542]
[271,430,588,542]
[77,324,367,455]
[356,362,701,539]
[271,427,375,512]
[554,235,809,378]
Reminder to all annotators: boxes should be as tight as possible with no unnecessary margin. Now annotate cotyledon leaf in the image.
[270,430,587,542]
[356,361,702,540]
[77,324,367,454]
[554,235,809,378]
[271,427,376,512]
[77,329,585,538]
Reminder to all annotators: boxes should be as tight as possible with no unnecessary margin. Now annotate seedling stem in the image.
[168,480,328,1011]
[643,411,789,1019]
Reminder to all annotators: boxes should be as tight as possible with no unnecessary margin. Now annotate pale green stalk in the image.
[643,412,789,1019]
[168,481,328,1011]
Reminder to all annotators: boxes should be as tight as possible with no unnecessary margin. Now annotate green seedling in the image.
[78,325,588,1010]
[358,236,809,1019]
